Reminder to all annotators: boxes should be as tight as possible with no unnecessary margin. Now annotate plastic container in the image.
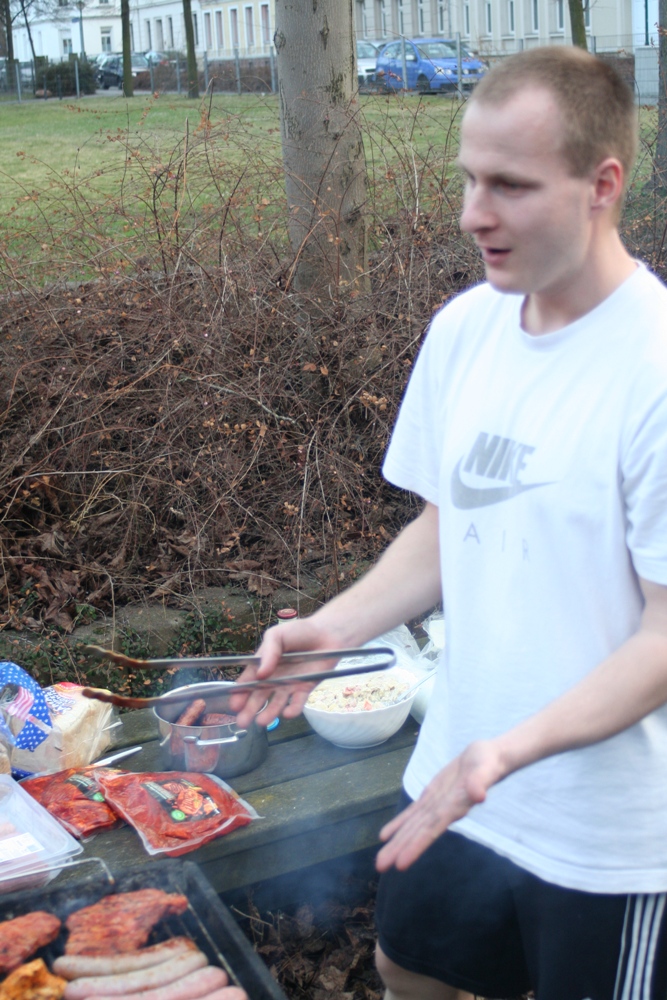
[0,774,82,893]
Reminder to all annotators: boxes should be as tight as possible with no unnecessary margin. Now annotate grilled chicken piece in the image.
[64,889,189,955]
[0,912,61,974]
[0,957,66,999]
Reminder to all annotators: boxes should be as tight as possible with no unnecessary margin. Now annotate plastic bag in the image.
[20,766,123,840]
[0,669,121,777]
[95,769,260,857]
[0,713,14,775]
[366,617,445,724]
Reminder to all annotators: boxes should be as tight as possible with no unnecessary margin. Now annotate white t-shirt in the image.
[382,264,667,893]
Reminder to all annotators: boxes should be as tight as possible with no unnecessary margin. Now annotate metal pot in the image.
[153,682,269,778]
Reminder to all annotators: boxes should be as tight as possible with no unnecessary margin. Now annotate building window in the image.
[531,0,539,30]
[485,0,492,31]
[155,18,164,49]
[380,0,388,36]
[99,0,110,6]
[244,5,254,47]
[398,0,406,35]
[556,0,564,29]
[63,36,73,53]
[215,10,223,46]
[144,19,152,47]
[130,22,135,48]
[168,15,174,47]
[260,3,269,44]
[437,0,446,32]
[507,0,514,31]
[58,0,68,7]
[463,1,470,33]
[101,28,112,50]
[583,0,590,27]
[230,8,239,47]
[418,0,426,32]
[359,0,366,36]
[193,12,199,45]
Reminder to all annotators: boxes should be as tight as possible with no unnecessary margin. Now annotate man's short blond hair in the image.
[470,47,638,186]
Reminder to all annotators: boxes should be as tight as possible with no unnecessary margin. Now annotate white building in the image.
[10,0,659,77]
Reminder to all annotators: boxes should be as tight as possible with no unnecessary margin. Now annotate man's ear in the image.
[591,157,625,213]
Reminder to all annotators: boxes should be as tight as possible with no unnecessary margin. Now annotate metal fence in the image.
[0,59,35,100]
[0,52,278,100]
[484,37,661,105]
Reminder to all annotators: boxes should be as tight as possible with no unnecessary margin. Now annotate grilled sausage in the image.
[63,948,207,998]
[53,938,197,980]
[91,964,228,1000]
[170,698,208,758]
[200,714,236,726]
[175,699,207,728]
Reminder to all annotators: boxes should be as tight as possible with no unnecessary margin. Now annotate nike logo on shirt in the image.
[451,432,552,509]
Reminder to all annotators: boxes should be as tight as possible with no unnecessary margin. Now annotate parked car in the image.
[144,50,169,66]
[357,40,379,88]
[375,38,486,94]
[97,52,149,89]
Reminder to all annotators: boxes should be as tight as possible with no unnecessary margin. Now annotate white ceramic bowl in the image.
[302,668,416,749]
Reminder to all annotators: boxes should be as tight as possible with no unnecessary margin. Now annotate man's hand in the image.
[232,619,347,729]
[376,739,506,871]
[377,577,667,872]
[232,502,442,730]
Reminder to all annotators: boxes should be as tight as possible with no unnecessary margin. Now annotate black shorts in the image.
[376,792,667,1000]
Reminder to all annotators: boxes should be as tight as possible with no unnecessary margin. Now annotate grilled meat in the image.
[0,957,66,999]
[0,912,61,974]
[64,889,188,955]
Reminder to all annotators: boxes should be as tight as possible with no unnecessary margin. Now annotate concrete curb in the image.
[0,581,326,663]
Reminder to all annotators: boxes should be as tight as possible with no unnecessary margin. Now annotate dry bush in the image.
[0,95,663,633]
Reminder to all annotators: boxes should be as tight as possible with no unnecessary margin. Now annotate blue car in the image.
[375,38,486,94]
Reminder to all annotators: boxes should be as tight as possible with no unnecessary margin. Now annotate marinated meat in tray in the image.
[0,911,61,974]
[20,768,121,840]
[64,889,188,955]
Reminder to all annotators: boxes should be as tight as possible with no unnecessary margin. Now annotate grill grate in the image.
[0,858,286,1000]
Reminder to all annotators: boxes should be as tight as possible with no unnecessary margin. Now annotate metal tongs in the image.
[81,645,397,710]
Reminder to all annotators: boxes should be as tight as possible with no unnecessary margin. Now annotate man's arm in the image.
[376,575,667,872]
[233,502,442,728]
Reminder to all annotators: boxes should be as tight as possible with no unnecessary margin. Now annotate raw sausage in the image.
[63,949,207,998]
[53,938,197,980]
[91,964,228,1000]
[196,989,248,1000]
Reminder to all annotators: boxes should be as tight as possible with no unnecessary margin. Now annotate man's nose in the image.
[460,185,495,234]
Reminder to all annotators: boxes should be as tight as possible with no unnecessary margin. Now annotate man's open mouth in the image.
[480,246,511,262]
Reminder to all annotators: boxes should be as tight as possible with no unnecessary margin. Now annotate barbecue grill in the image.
[0,858,286,1000]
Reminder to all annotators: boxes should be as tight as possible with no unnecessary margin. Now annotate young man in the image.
[235,47,667,999]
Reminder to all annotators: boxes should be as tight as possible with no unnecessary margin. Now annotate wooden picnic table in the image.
[72,708,420,894]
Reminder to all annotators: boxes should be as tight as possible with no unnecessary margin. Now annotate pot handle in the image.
[183,730,248,747]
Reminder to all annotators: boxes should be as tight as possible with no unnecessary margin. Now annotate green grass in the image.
[0,92,656,285]
[0,90,461,211]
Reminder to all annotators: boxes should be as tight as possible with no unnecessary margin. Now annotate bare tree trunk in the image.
[19,0,36,66]
[656,0,667,190]
[121,0,133,96]
[1,0,14,64]
[275,0,369,299]
[182,0,199,99]
[568,0,588,49]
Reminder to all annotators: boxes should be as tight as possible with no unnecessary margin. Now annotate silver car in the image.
[357,40,379,88]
